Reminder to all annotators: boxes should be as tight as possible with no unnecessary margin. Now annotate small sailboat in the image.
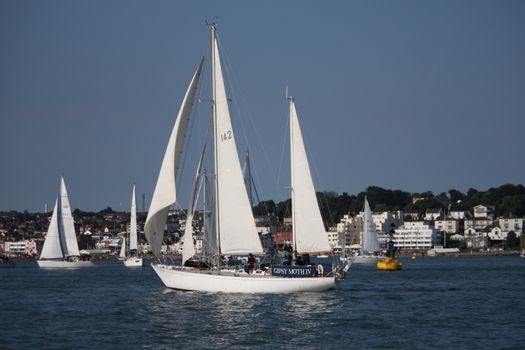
[38,176,93,268]
[353,197,384,263]
[144,24,345,293]
[122,184,143,267]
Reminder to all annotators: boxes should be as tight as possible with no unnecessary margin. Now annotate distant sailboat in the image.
[144,24,346,293]
[38,176,93,268]
[353,197,384,263]
[123,184,143,267]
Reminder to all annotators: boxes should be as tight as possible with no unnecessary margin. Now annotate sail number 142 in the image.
[221,130,233,142]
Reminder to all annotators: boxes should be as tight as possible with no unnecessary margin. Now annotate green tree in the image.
[506,231,520,249]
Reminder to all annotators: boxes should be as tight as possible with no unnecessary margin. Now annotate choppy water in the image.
[1,256,524,349]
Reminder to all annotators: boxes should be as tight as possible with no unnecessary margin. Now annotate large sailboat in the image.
[144,24,345,293]
[38,176,93,268]
[122,184,143,267]
[353,197,384,263]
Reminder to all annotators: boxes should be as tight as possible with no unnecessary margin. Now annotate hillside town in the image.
[1,197,523,259]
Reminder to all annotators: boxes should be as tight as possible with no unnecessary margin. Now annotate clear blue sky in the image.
[1,0,524,212]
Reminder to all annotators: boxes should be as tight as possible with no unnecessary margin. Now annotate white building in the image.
[424,209,442,221]
[393,221,438,250]
[498,218,523,235]
[371,211,404,234]
[2,240,38,256]
[473,204,495,219]
[486,226,507,241]
[448,211,467,220]
[464,218,493,231]
[434,219,460,234]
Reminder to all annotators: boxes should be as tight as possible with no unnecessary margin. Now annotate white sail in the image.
[59,176,80,257]
[363,197,380,253]
[211,27,263,255]
[40,199,63,260]
[129,184,138,251]
[289,99,331,254]
[145,59,204,257]
[182,148,205,264]
[119,237,126,258]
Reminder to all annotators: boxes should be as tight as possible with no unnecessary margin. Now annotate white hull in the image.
[123,257,144,267]
[37,260,94,268]
[352,255,383,264]
[152,264,335,293]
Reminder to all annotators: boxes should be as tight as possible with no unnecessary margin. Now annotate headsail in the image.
[211,26,263,255]
[59,176,80,257]
[119,237,127,259]
[129,184,137,251]
[289,98,331,254]
[363,197,380,253]
[182,148,205,264]
[40,199,63,259]
[145,59,204,257]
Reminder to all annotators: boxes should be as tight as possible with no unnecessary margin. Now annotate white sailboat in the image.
[353,197,384,263]
[145,24,343,293]
[38,176,93,268]
[123,184,144,267]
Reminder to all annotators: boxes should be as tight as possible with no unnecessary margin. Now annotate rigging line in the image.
[217,38,280,194]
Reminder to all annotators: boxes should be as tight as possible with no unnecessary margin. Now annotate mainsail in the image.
[289,98,331,254]
[119,237,126,259]
[145,59,204,257]
[58,176,80,257]
[363,197,380,253]
[211,26,263,255]
[130,184,138,251]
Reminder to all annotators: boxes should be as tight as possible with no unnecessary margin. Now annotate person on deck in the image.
[248,253,256,273]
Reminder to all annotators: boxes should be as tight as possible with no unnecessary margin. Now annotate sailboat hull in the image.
[152,264,335,293]
[123,257,144,267]
[37,260,94,268]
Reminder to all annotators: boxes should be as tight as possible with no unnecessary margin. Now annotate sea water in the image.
[1,256,524,349]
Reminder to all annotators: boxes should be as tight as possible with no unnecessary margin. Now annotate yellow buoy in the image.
[377,256,403,270]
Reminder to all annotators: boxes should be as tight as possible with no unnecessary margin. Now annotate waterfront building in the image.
[404,211,420,221]
[393,221,438,250]
[1,240,38,256]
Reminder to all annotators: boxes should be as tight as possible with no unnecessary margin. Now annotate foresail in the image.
[212,28,263,255]
[363,197,380,253]
[59,176,80,257]
[182,148,205,264]
[290,100,331,254]
[40,199,63,260]
[120,237,126,258]
[130,184,137,251]
[145,59,204,257]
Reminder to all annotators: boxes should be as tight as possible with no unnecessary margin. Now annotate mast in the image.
[211,23,221,262]
[289,96,297,260]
